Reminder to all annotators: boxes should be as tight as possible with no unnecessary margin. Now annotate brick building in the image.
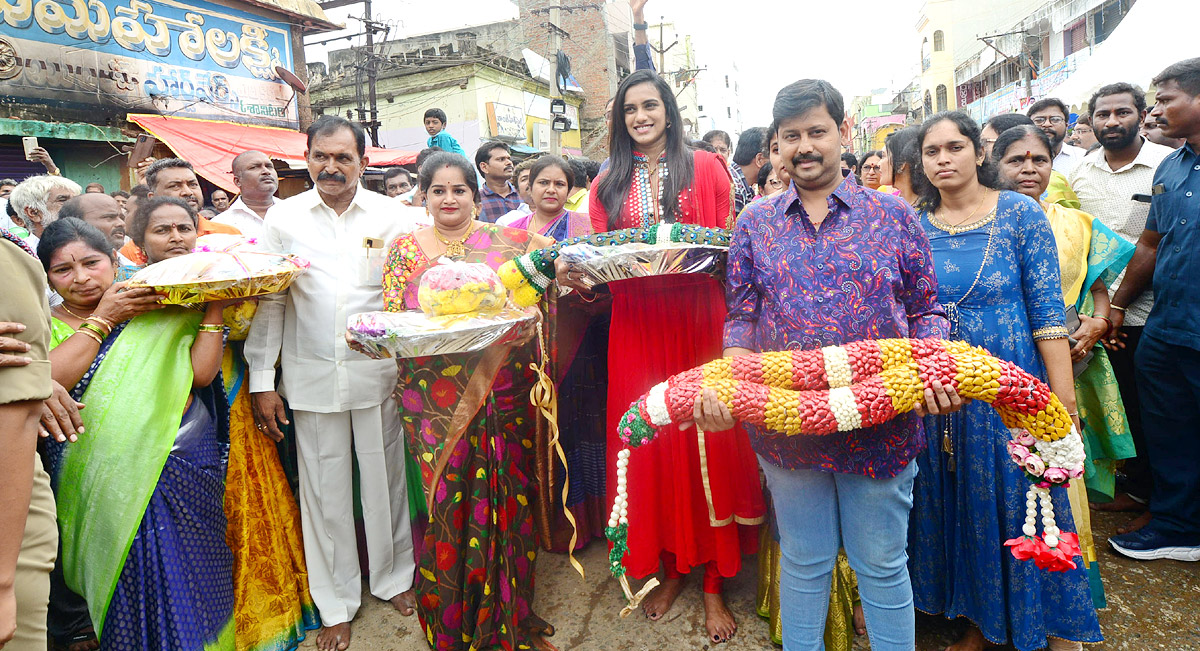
[517,0,635,157]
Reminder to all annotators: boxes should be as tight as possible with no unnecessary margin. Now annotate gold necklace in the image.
[937,189,990,227]
[433,221,476,257]
[58,304,92,321]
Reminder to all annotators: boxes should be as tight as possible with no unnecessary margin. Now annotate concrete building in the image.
[519,0,635,157]
[696,58,743,138]
[0,0,337,188]
[917,0,957,118]
[946,0,1140,121]
[850,91,908,154]
[310,36,584,156]
[646,23,701,139]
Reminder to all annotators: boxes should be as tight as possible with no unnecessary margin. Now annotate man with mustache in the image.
[246,115,419,651]
[1105,58,1200,562]
[1028,97,1086,175]
[56,193,139,280]
[1068,82,1175,534]
[697,78,953,650]
[118,159,241,265]
[211,150,279,240]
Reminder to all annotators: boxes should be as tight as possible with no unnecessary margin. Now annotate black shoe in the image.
[1109,527,1200,561]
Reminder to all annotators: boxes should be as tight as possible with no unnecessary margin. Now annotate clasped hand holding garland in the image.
[497,223,732,306]
[606,337,1086,613]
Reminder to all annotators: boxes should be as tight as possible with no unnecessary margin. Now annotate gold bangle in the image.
[82,318,111,337]
[198,323,224,333]
[73,328,103,345]
[87,314,115,330]
[78,321,109,340]
[1110,304,1127,312]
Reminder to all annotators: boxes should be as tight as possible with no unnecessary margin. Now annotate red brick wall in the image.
[518,0,623,155]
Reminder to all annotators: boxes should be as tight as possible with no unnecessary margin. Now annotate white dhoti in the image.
[293,395,414,625]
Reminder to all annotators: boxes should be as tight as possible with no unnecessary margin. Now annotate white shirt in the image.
[211,196,276,240]
[1069,138,1175,326]
[245,186,418,412]
[497,203,532,226]
[1052,143,1087,177]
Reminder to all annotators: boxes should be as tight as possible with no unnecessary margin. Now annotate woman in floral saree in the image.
[380,153,557,651]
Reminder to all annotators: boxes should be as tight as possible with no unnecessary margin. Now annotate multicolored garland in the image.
[496,223,731,307]
[606,338,1085,613]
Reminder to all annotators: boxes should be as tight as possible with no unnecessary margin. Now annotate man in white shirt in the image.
[245,116,417,651]
[1069,82,1175,530]
[1029,97,1086,176]
[212,150,279,240]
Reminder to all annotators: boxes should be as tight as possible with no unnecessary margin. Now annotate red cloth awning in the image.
[128,114,417,193]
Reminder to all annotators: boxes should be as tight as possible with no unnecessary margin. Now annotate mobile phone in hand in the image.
[22,136,38,161]
[128,134,156,165]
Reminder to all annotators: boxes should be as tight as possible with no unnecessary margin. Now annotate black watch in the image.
[633,22,648,30]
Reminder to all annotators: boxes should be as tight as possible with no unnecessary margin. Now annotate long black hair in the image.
[596,69,694,229]
[884,127,920,179]
[37,217,114,273]
[913,111,999,213]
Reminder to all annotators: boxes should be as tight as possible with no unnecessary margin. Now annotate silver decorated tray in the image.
[347,308,537,359]
[557,242,728,290]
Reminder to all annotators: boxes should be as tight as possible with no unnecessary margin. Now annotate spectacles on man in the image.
[861,164,882,172]
[1032,116,1065,126]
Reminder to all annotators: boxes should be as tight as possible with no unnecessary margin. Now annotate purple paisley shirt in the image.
[724,174,948,478]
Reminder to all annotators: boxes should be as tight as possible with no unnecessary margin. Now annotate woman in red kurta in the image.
[587,69,765,645]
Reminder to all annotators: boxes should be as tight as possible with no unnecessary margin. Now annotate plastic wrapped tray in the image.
[347,307,537,359]
[127,250,308,304]
[556,241,728,290]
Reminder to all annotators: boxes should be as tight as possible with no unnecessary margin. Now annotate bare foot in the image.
[1117,511,1152,535]
[853,603,866,636]
[316,622,351,651]
[389,589,416,616]
[641,576,685,620]
[703,591,737,643]
[945,625,997,651]
[1091,492,1148,513]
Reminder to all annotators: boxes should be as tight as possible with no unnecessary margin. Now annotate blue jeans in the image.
[759,457,917,651]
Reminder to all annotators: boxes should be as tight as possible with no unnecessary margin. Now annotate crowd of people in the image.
[2,19,1199,651]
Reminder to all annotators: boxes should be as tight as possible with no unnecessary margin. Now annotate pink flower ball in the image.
[1015,431,1038,447]
[1042,467,1070,484]
[1022,455,1047,476]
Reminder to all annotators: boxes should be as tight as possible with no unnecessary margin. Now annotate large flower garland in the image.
[605,338,1086,613]
[496,223,731,306]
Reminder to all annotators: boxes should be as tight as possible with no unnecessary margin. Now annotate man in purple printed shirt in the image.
[694,80,960,651]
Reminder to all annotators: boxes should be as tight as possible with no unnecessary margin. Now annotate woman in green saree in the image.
[993,125,1137,607]
[379,153,557,651]
[38,202,236,650]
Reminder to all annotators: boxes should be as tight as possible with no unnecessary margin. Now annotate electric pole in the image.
[549,3,563,157]
[316,0,385,146]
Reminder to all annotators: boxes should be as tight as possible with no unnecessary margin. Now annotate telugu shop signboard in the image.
[0,0,299,127]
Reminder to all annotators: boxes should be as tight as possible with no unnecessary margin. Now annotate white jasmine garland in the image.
[821,345,853,388]
[644,383,672,426]
[828,387,862,431]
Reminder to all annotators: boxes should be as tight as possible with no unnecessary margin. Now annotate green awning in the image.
[0,119,131,143]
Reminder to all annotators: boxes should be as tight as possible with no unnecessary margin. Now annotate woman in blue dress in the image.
[906,112,1102,651]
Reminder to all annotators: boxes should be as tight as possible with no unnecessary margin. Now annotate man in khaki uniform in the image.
[0,229,57,650]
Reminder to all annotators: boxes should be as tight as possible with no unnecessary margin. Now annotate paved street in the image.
[303,509,1198,650]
